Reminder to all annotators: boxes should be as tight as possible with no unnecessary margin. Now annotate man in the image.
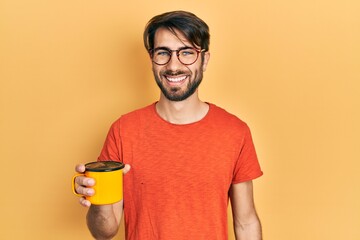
[74,10,263,240]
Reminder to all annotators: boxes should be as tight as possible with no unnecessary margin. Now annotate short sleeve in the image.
[232,125,263,183]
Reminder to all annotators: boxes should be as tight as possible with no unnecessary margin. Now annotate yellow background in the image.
[1,0,359,239]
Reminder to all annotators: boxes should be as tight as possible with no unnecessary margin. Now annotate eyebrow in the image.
[153,46,194,51]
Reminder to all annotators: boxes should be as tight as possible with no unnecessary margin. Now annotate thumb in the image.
[123,164,131,174]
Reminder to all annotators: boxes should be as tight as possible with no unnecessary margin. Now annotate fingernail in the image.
[83,200,91,207]
[87,189,94,195]
[87,179,95,186]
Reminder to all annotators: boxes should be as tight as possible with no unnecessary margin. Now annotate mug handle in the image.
[72,173,85,197]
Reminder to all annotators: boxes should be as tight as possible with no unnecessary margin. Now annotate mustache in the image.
[162,70,187,76]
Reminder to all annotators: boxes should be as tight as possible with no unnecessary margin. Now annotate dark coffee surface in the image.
[85,161,124,172]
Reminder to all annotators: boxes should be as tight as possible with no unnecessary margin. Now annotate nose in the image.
[166,51,183,71]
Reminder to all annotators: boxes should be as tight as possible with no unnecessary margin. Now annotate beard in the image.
[153,68,204,102]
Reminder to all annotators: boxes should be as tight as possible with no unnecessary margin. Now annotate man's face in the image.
[151,28,210,101]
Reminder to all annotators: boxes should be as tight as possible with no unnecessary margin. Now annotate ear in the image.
[201,51,210,72]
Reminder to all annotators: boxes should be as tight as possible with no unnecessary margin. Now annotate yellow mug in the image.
[72,161,125,205]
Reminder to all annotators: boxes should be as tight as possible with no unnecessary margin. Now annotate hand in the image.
[74,163,131,207]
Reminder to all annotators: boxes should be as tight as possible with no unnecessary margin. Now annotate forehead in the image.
[153,27,192,49]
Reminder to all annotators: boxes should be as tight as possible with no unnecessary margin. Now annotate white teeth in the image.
[166,76,187,82]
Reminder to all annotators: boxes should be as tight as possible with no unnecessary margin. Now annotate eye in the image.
[180,49,196,56]
[155,50,170,56]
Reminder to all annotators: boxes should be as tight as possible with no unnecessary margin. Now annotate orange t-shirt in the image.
[98,103,263,240]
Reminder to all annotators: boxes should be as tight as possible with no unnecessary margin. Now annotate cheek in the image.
[189,65,202,76]
[152,65,161,75]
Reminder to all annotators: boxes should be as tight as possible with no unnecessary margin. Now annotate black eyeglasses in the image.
[149,47,205,65]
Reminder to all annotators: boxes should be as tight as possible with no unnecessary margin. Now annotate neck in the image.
[156,93,209,124]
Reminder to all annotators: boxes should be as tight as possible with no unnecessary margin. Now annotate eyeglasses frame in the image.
[149,47,206,66]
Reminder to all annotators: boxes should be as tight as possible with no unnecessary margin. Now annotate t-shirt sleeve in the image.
[232,124,263,183]
[97,119,123,162]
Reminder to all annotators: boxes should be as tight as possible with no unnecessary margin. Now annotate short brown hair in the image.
[143,11,210,52]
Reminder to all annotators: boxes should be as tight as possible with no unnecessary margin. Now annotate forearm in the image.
[86,202,122,240]
[234,217,262,240]
[230,181,262,240]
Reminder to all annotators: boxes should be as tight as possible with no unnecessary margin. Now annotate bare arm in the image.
[75,164,131,239]
[86,201,123,240]
[229,181,262,240]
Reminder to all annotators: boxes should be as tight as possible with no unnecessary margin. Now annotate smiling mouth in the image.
[165,75,187,82]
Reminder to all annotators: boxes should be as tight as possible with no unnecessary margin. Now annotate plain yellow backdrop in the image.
[1,0,359,239]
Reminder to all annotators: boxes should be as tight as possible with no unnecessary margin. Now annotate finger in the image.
[75,175,95,187]
[79,197,91,207]
[75,185,95,196]
[123,164,131,174]
[75,164,86,173]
